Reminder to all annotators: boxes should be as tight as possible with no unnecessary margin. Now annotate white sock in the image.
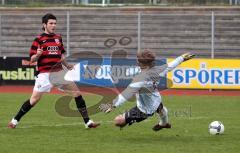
[85,120,93,128]
[157,106,169,126]
[11,118,18,125]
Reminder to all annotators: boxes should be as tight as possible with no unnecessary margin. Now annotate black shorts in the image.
[124,106,154,126]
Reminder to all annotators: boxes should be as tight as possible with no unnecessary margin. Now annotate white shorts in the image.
[33,69,75,93]
[33,73,53,92]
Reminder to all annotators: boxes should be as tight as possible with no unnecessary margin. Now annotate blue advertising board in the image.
[74,57,167,88]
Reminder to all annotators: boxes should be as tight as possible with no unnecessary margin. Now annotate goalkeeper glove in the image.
[181,53,195,61]
[99,103,114,113]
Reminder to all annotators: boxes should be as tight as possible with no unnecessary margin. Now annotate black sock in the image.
[14,99,33,121]
[75,95,90,124]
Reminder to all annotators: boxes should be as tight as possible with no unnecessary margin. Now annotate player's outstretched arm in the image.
[99,81,143,113]
[159,52,195,76]
[99,93,127,113]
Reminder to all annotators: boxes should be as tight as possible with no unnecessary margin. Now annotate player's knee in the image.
[114,115,126,126]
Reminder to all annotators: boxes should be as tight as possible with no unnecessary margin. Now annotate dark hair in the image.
[137,49,156,68]
[42,13,57,31]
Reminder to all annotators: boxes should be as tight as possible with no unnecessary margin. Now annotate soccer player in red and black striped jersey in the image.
[8,13,100,129]
[29,32,66,73]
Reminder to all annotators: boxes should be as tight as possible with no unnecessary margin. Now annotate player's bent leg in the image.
[153,103,171,131]
[114,106,149,129]
[8,72,52,129]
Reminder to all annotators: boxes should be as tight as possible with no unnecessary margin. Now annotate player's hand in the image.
[181,53,195,61]
[99,103,113,113]
[66,64,74,70]
[36,45,43,57]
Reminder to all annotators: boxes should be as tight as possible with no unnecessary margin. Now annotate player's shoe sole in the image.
[152,123,171,131]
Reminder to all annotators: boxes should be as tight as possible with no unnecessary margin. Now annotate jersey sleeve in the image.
[29,37,40,58]
[159,56,184,77]
[113,81,144,107]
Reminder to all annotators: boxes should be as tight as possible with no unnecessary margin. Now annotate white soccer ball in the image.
[209,121,224,135]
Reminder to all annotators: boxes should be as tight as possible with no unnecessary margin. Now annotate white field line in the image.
[0,117,206,129]
[0,120,114,129]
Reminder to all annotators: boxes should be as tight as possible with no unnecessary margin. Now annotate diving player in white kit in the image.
[99,50,195,131]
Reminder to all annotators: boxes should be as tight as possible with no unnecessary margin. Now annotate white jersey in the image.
[113,56,184,114]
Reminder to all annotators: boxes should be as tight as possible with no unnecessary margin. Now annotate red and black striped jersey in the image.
[29,33,66,73]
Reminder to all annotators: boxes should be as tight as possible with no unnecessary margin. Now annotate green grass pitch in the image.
[0,93,239,153]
